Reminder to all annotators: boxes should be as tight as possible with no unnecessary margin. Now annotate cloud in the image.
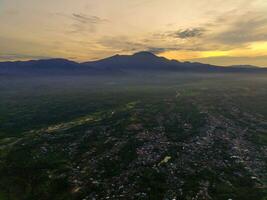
[150,11,267,55]
[98,32,213,55]
[72,13,107,24]
[0,53,52,61]
[99,36,183,55]
[212,12,267,44]
[96,11,267,57]
[146,47,171,54]
[53,10,267,61]
[99,36,145,53]
[55,13,108,34]
[190,55,267,67]
[170,28,206,39]
[70,13,108,34]
[146,47,184,54]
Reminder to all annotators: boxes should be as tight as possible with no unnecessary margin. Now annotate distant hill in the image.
[0,51,266,76]
[0,58,102,76]
[229,65,260,69]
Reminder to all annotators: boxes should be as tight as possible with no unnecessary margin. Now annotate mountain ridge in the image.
[0,51,266,75]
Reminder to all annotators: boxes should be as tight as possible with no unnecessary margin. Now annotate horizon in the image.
[0,51,266,68]
[1,0,267,67]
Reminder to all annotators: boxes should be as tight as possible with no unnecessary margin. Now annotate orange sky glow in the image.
[1,0,267,66]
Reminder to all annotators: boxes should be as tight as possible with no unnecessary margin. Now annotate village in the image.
[1,89,267,200]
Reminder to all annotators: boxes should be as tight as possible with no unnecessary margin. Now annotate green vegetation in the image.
[0,73,267,199]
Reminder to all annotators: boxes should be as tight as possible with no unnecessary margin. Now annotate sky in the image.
[1,0,267,67]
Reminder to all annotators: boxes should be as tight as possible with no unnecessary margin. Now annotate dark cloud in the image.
[56,13,108,34]
[158,11,267,50]
[70,13,108,33]
[99,36,183,54]
[171,28,206,39]
[99,36,145,52]
[146,47,181,54]
[99,34,211,55]
[72,13,108,24]
[146,47,169,54]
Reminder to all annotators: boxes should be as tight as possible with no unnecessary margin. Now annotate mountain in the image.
[0,59,77,75]
[0,52,266,76]
[0,58,101,76]
[83,51,217,72]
